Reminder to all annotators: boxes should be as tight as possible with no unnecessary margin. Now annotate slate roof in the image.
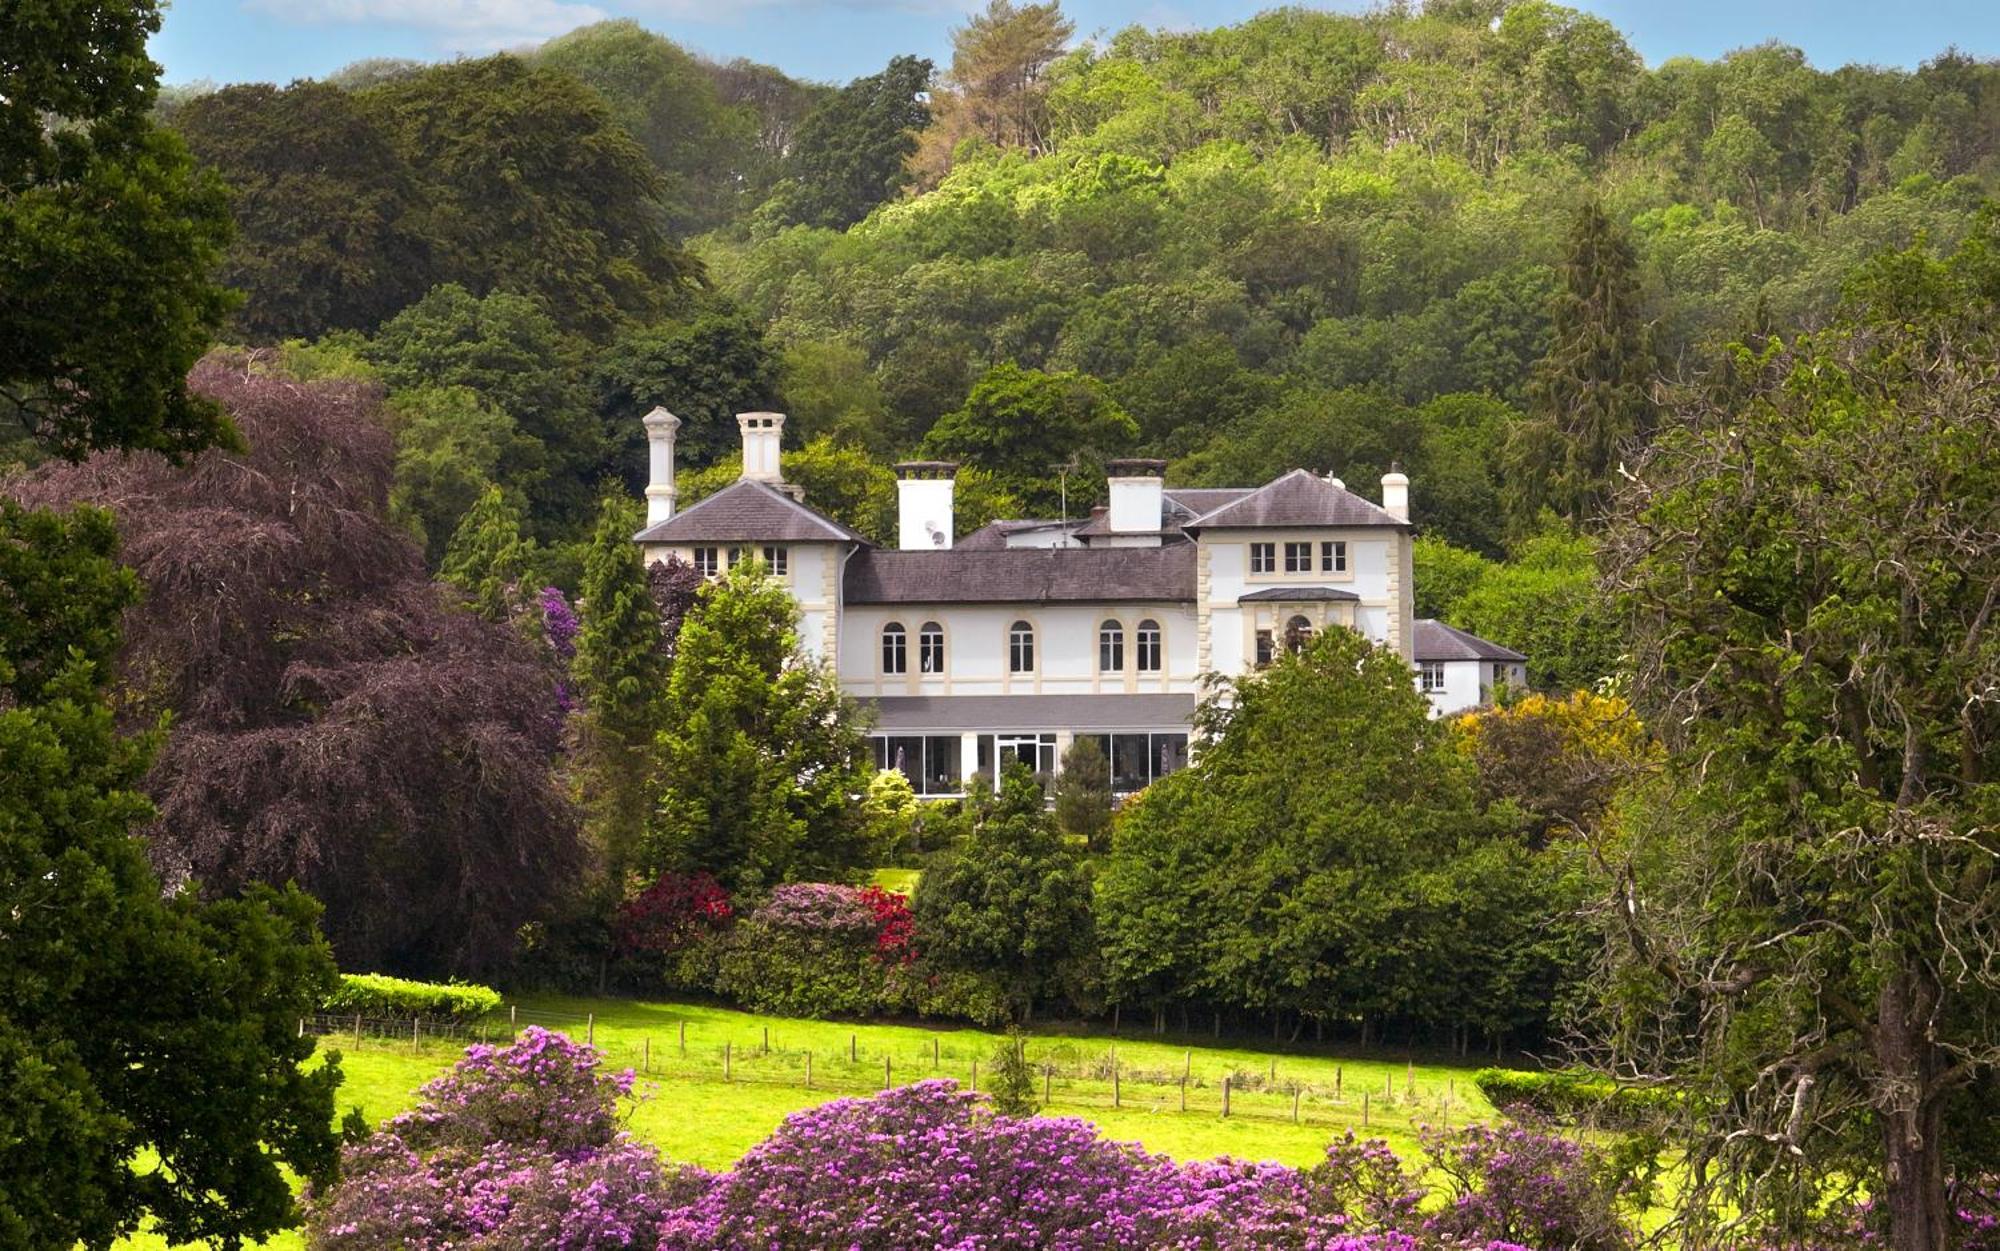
[954,519,1075,551]
[870,693,1197,732]
[1238,586,1361,602]
[1162,487,1253,517]
[1413,619,1527,663]
[845,545,1196,604]
[632,479,871,545]
[1182,469,1406,530]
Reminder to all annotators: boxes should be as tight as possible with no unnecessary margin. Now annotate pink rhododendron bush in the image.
[306,1028,1647,1250]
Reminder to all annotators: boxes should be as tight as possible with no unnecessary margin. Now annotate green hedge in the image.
[1473,1068,1674,1128]
[324,973,502,1023]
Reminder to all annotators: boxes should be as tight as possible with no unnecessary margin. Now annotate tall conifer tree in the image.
[1507,200,1655,526]
[440,484,531,621]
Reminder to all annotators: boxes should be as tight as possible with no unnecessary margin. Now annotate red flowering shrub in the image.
[859,886,916,965]
[614,872,732,955]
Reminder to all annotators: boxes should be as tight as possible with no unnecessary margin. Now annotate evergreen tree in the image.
[1052,736,1113,852]
[440,484,532,621]
[645,562,875,890]
[986,1028,1040,1116]
[573,493,670,886]
[781,55,933,229]
[1506,200,1655,527]
[913,764,1096,1021]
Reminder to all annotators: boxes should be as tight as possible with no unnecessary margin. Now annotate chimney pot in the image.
[737,412,785,482]
[1106,458,1166,534]
[1380,467,1410,522]
[895,461,958,550]
[642,406,681,525]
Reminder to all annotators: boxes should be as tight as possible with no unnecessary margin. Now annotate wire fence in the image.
[303,1004,1489,1137]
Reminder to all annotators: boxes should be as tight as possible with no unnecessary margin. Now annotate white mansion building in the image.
[632,409,1526,797]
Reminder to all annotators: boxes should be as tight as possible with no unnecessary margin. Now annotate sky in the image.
[150,0,2000,90]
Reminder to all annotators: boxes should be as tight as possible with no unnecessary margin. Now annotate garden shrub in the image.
[614,871,732,955]
[1420,1120,1634,1251]
[1472,1067,1671,1128]
[323,972,501,1022]
[706,883,899,1019]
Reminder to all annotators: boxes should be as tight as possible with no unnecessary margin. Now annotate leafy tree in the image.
[646,562,875,891]
[0,498,343,1250]
[1412,535,1496,621]
[781,55,933,229]
[530,20,751,234]
[1098,628,1530,1042]
[914,0,1075,183]
[0,0,235,458]
[171,80,432,339]
[912,764,1096,1021]
[922,362,1136,514]
[574,493,671,888]
[355,55,700,336]
[594,309,783,479]
[1453,690,1657,846]
[778,337,895,451]
[383,384,518,565]
[440,484,534,622]
[1053,736,1113,853]
[12,356,586,977]
[986,1029,1040,1116]
[1452,529,1622,692]
[1506,201,1655,527]
[1594,230,2000,1251]
[676,433,899,543]
[365,283,601,539]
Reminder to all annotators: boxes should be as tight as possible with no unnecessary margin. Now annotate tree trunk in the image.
[1878,973,1951,1251]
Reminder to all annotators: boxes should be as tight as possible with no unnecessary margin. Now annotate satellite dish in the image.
[926,522,945,548]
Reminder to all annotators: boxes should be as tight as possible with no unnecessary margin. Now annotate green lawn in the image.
[120,993,1503,1248]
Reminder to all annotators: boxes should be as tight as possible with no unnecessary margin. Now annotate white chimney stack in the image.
[642,406,680,525]
[737,411,784,482]
[1106,458,1166,533]
[1380,464,1410,522]
[895,461,957,550]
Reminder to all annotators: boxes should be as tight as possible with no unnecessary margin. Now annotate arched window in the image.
[881,622,907,675]
[1009,620,1036,673]
[1135,619,1162,673]
[918,621,945,674]
[1284,614,1315,653]
[1098,619,1125,673]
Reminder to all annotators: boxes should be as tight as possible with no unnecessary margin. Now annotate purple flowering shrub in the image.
[750,882,879,935]
[305,1027,700,1250]
[1306,1132,1427,1231]
[1419,1121,1632,1251]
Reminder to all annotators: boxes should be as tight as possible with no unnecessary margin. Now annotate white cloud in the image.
[258,0,610,49]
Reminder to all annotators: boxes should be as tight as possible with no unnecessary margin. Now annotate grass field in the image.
[121,992,1505,1249]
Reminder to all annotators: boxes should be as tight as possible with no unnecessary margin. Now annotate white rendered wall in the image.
[1200,530,1402,673]
[838,602,1200,699]
[639,541,841,662]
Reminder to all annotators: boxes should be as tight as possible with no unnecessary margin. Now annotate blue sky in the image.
[152,0,2000,89]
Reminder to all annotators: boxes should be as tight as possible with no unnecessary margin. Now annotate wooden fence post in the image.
[510,1004,517,1028]
[1336,1066,1342,1100]
[1044,1066,1052,1106]
[678,1021,686,1054]
[805,1051,813,1089]
[1182,1050,1191,1085]
[412,1017,420,1052]
[724,1040,732,1082]
[643,1037,650,1073]
[849,1033,857,1064]
[354,1012,363,1048]
[1221,1075,1231,1118]
[883,1054,892,1092]
[1362,1091,1370,1128]
[1179,1075,1187,1113]
[587,1013,595,1047]
[1112,1056,1121,1109]
[971,1058,978,1092]
[932,1037,939,1068]
[762,1025,769,1054]
[1292,1088,1301,1124]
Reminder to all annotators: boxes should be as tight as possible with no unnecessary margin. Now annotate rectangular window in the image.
[984,733,1056,784]
[1250,542,1276,574]
[692,547,719,577]
[1491,662,1509,688]
[1321,540,1347,573]
[1009,624,1036,673]
[1135,622,1161,673]
[1089,732,1191,794]
[1284,541,1312,573]
[873,734,964,797]
[762,545,788,575]
[1254,629,1275,668]
[727,546,744,568]
[1420,661,1447,692]
[882,627,907,675]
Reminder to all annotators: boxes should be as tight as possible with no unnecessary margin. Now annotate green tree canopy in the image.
[645,562,875,891]
[922,361,1136,514]
[913,764,1097,1021]
[780,55,934,229]
[594,308,784,480]
[440,484,534,622]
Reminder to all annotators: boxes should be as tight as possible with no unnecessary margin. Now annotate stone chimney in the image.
[642,406,680,526]
[1380,463,1410,522]
[894,461,958,550]
[737,411,784,482]
[1106,458,1167,534]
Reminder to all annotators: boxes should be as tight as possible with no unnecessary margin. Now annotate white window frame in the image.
[1249,542,1276,574]
[1321,540,1347,573]
[882,622,907,675]
[692,547,719,577]
[1135,619,1162,673]
[1254,628,1275,668]
[762,545,788,575]
[1009,620,1037,673]
[918,621,945,674]
[1420,661,1447,692]
[1098,619,1125,673]
[1284,541,1312,573]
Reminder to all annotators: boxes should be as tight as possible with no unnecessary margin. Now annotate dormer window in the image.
[1250,542,1276,574]
[1098,619,1125,673]
[1321,541,1346,572]
[882,623,907,675]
